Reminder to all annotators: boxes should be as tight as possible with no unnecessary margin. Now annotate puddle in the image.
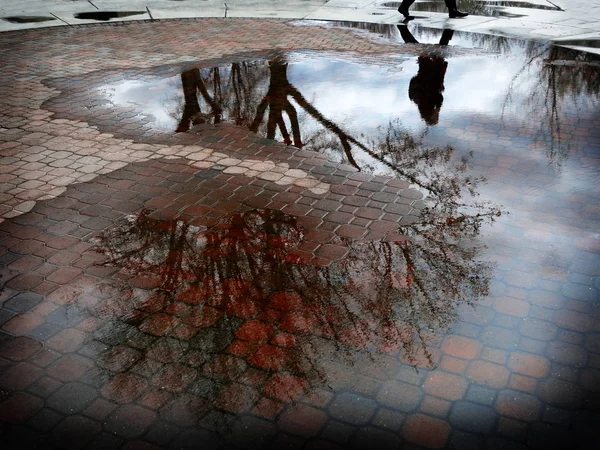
[2,16,56,23]
[73,11,147,21]
[382,0,558,17]
[6,23,600,449]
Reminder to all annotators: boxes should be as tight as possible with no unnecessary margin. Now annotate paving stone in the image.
[104,404,157,438]
[466,385,497,406]
[47,382,98,414]
[328,392,377,426]
[402,413,451,449]
[51,415,101,449]
[495,390,542,422]
[350,426,402,450]
[3,292,44,313]
[376,380,423,412]
[423,371,468,401]
[278,403,328,437]
[537,378,584,409]
[449,401,499,433]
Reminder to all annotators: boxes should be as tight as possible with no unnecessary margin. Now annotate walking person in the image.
[398,0,468,19]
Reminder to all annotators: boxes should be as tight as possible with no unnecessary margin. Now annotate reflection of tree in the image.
[503,43,600,168]
[176,68,223,132]
[93,189,497,370]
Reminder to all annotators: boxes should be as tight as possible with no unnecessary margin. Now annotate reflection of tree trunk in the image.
[177,69,223,132]
[250,61,302,147]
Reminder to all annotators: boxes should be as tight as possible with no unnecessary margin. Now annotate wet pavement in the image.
[1,13,600,450]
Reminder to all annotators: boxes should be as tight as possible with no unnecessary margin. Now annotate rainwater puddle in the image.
[2,16,55,23]
[23,25,600,449]
[73,11,147,21]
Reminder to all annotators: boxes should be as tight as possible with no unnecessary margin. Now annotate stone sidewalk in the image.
[0,15,599,450]
[1,0,600,55]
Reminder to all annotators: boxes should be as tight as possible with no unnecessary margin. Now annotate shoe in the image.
[448,9,468,18]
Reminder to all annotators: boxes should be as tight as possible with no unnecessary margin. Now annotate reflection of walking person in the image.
[398,0,468,19]
[399,27,454,125]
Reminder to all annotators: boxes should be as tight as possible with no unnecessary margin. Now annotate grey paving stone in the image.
[47,382,98,414]
[375,380,423,412]
[27,322,62,340]
[449,401,498,433]
[3,292,44,313]
[372,408,404,432]
[321,420,355,444]
[350,426,402,450]
[448,430,484,450]
[46,305,86,327]
[328,392,377,426]
[0,309,16,326]
[466,385,496,406]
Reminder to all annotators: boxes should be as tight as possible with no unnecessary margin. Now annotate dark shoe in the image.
[449,9,468,18]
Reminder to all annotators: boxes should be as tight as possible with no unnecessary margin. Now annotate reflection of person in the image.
[398,0,468,19]
[399,27,454,125]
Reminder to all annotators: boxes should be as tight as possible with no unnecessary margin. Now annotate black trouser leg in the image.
[399,0,416,17]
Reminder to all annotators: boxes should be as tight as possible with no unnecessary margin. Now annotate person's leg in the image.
[398,0,416,18]
[445,0,469,18]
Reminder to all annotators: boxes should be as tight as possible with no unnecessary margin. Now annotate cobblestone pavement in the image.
[1,18,599,450]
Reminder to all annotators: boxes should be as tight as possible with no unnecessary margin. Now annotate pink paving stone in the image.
[467,360,510,389]
[84,398,119,421]
[138,388,173,411]
[495,390,542,422]
[252,397,285,420]
[508,374,537,394]
[493,297,531,317]
[170,323,199,340]
[0,336,43,361]
[249,345,290,371]
[271,332,297,348]
[0,392,44,424]
[226,339,257,357]
[202,354,247,380]
[263,373,310,403]
[278,403,328,437]
[97,345,142,372]
[46,328,87,352]
[226,297,261,318]
[47,353,95,382]
[159,394,210,427]
[441,335,482,360]
[163,301,191,317]
[422,371,468,401]
[175,285,210,305]
[184,305,223,327]
[235,320,276,343]
[47,285,83,305]
[439,356,469,374]
[1,312,45,335]
[0,362,43,391]
[338,323,375,350]
[279,310,315,335]
[139,313,179,336]
[268,291,303,311]
[101,373,149,403]
[215,382,259,414]
[402,414,451,449]
[507,352,550,378]
[420,396,451,418]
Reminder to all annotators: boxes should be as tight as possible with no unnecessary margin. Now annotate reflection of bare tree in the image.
[176,69,223,132]
[503,43,600,168]
[93,189,497,371]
